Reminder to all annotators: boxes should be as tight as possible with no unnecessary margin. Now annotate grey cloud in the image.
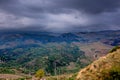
[52,0,120,14]
[21,0,120,14]
[0,0,120,32]
[0,0,120,16]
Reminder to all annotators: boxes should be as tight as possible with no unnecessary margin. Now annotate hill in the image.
[0,42,112,75]
[0,30,119,75]
[76,47,120,80]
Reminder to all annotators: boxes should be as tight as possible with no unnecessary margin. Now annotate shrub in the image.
[35,69,45,79]
[0,68,15,74]
[102,66,120,80]
[16,78,26,80]
[109,46,120,53]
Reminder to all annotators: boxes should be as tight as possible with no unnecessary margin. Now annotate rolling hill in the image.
[0,30,119,76]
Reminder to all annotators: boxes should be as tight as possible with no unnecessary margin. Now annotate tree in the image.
[35,69,45,79]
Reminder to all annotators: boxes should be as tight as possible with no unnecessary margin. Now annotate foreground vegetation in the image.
[0,47,120,80]
[77,47,120,80]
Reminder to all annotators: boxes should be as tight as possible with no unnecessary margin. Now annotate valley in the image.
[0,30,120,80]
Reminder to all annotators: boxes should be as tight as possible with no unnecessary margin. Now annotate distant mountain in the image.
[0,30,120,49]
[76,47,120,80]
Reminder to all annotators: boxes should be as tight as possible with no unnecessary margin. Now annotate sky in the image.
[0,0,120,33]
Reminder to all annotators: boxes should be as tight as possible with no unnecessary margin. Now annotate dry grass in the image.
[45,74,75,80]
[76,48,120,80]
[0,74,23,80]
[73,42,113,61]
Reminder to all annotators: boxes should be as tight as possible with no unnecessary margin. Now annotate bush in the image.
[0,68,15,74]
[35,69,45,79]
[16,78,26,80]
[109,46,120,53]
[102,66,120,80]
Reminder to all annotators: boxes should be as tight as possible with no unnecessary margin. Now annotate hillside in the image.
[76,47,120,80]
[0,47,119,80]
[0,42,112,75]
[0,30,119,76]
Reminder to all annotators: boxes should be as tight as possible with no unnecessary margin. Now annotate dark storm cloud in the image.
[51,0,120,14]
[1,0,120,16]
[0,0,120,32]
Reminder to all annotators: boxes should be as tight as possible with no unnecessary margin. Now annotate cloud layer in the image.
[0,0,120,32]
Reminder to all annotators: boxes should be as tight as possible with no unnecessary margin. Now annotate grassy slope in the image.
[76,47,120,80]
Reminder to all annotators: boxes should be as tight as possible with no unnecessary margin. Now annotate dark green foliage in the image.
[0,68,15,74]
[102,66,120,80]
[0,43,87,75]
[109,46,120,53]
[16,78,26,80]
